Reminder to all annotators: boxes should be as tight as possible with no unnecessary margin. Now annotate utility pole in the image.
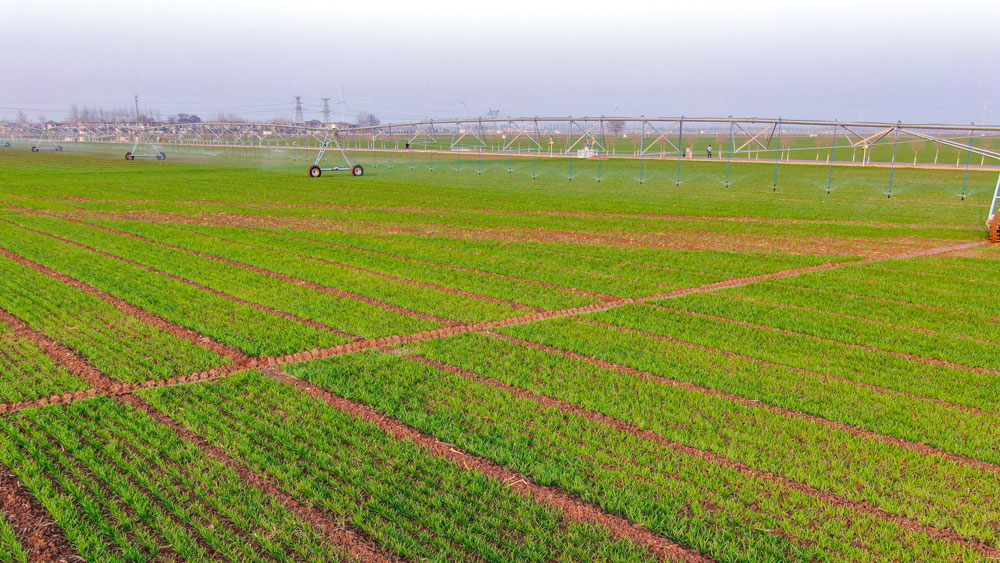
[294,96,303,123]
[321,98,331,124]
[134,95,140,122]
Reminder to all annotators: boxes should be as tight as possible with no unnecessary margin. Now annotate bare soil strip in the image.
[0,243,246,362]
[0,219,358,340]
[493,332,1000,476]
[34,213,462,327]
[170,225,540,312]
[261,367,708,563]
[581,318,990,416]
[653,304,999,376]
[0,464,79,562]
[117,394,395,563]
[403,353,1000,559]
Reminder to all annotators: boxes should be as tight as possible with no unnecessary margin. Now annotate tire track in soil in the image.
[580,317,992,416]
[117,393,397,563]
[491,332,1000,476]
[0,244,246,363]
[402,352,1000,560]
[0,218,359,341]
[165,224,541,313]
[652,304,999,377]
[261,367,709,563]
[26,211,462,328]
[0,464,79,562]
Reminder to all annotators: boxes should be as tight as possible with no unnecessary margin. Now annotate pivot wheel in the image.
[308,165,322,178]
[125,152,135,161]
[30,146,39,153]
[156,152,166,161]
[990,217,1000,244]
[351,164,364,177]
[55,146,63,152]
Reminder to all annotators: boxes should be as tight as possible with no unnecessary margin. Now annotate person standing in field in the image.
[707,144,713,158]
[685,146,692,158]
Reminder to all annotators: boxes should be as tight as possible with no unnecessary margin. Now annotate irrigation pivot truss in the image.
[3,116,1000,221]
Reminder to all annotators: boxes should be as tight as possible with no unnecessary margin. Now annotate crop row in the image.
[92,219,523,323]
[274,227,667,298]
[720,280,1000,343]
[659,291,1000,371]
[0,514,28,562]
[284,350,988,562]
[138,371,659,562]
[0,253,223,383]
[151,222,600,310]
[773,266,1000,318]
[0,318,89,403]
[409,332,1000,548]
[612,298,999,411]
[0,218,344,357]
[503,312,1000,464]
[0,397,349,561]
[3,212,439,338]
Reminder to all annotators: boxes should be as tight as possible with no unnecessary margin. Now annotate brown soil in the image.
[404,352,1000,559]
[117,394,396,563]
[261,367,708,563]
[0,465,79,562]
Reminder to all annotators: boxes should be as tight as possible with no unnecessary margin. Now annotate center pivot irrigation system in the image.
[307,131,363,177]
[3,115,1000,240]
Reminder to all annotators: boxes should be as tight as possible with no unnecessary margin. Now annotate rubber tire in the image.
[990,217,1000,244]
[30,146,39,153]
[308,165,322,178]
[55,146,63,152]
[156,152,166,161]
[125,152,135,160]
[351,164,364,177]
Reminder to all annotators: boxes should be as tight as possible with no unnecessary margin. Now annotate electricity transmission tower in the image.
[294,96,304,123]
[321,98,331,124]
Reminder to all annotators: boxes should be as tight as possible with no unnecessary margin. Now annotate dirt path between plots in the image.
[261,367,709,563]
[117,394,397,563]
[0,465,79,562]
[52,208,960,258]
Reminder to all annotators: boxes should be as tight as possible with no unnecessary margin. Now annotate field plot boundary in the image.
[0,228,989,559]
[0,462,79,562]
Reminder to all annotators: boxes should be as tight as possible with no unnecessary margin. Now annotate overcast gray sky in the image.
[1,0,997,124]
